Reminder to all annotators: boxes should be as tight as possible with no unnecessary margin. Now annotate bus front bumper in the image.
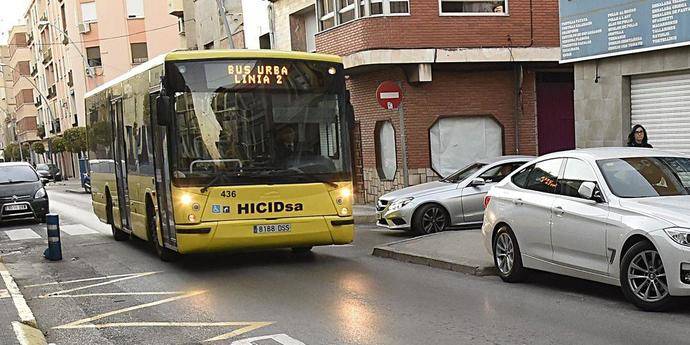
[175,215,354,254]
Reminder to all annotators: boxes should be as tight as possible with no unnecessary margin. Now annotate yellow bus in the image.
[86,50,355,260]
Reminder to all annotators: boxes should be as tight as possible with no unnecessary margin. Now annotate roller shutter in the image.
[631,72,690,154]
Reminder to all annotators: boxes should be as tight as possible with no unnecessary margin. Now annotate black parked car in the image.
[0,162,49,223]
[36,163,62,181]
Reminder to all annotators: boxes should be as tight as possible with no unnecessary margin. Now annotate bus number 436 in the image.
[220,191,237,198]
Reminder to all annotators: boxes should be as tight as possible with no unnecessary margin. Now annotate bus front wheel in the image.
[147,202,179,262]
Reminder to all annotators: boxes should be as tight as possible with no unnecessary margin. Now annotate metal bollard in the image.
[43,214,62,261]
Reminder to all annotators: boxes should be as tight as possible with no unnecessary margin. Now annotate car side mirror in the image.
[156,95,171,126]
[578,181,604,202]
[41,178,48,186]
[470,177,486,187]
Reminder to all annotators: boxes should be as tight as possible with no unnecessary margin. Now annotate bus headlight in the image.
[180,193,193,205]
[340,187,352,199]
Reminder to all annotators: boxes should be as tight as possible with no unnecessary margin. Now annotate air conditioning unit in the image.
[78,22,91,34]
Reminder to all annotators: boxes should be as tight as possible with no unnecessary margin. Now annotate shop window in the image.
[440,0,507,15]
[429,116,503,177]
[376,121,397,180]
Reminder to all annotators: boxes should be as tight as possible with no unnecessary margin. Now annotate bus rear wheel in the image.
[147,202,179,262]
[107,193,128,241]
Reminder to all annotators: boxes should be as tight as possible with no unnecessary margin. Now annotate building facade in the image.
[271,0,573,204]
[168,0,247,50]
[7,25,39,160]
[559,1,690,153]
[0,46,15,157]
[23,0,184,177]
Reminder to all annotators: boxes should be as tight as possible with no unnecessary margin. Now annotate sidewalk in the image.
[372,230,497,276]
[353,204,376,224]
[48,179,87,194]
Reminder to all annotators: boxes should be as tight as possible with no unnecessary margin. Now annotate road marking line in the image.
[46,291,187,298]
[4,229,42,241]
[60,224,100,236]
[0,261,38,328]
[54,290,207,329]
[12,321,48,345]
[204,322,275,342]
[26,272,150,288]
[62,321,273,329]
[229,334,306,345]
[0,288,9,298]
[40,271,160,298]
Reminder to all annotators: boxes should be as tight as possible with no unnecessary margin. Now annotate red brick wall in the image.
[349,66,538,173]
[316,0,560,56]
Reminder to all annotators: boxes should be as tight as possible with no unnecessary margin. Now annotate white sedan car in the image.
[482,148,690,311]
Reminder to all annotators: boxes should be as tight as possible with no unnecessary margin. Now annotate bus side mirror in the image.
[156,95,171,126]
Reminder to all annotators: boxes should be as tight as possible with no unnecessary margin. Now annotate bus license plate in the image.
[5,204,28,211]
[253,224,291,234]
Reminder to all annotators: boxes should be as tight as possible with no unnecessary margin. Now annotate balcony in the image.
[42,48,52,64]
[47,85,57,100]
[50,119,61,134]
[67,71,74,87]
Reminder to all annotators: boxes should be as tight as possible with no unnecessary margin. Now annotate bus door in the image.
[150,91,177,249]
[111,98,132,232]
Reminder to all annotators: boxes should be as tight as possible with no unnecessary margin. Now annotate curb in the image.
[0,257,48,345]
[65,189,88,194]
[372,244,497,277]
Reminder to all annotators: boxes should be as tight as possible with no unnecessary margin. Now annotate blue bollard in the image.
[43,214,62,261]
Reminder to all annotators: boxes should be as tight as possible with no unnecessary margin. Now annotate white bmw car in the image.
[481,148,690,311]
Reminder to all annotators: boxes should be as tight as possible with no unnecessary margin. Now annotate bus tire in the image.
[147,199,179,262]
[107,191,129,241]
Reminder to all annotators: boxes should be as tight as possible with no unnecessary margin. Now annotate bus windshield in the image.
[166,59,351,187]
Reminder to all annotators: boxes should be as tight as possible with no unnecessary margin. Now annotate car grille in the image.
[0,195,32,202]
[376,199,389,212]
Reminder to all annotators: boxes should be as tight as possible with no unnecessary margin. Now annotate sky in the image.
[0,0,30,44]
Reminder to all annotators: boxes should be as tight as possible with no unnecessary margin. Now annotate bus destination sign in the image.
[228,64,290,86]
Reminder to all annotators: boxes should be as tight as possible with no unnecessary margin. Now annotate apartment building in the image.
[270,0,573,203]
[0,46,14,153]
[168,0,247,50]
[24,0,184,177]
[8,26,39,155]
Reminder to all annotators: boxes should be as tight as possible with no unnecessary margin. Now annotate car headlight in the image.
[34,187,46,199]
[388,197,414,211]
[664,227,690,246]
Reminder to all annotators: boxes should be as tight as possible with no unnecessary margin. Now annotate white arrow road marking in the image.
[230,334,306,345]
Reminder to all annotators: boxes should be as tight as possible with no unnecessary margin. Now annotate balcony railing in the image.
[42,48,52,64]
[47,85,57,100]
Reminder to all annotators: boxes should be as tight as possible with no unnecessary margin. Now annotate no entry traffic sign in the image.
[376,81,403,110]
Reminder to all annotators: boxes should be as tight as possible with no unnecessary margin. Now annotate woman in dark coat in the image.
[627,124,653,148]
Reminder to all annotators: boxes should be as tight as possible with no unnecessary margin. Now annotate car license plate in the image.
[253,224,291,234]
[5,204,28,212]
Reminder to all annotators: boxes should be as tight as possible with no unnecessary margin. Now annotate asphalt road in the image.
[2,185,690,344]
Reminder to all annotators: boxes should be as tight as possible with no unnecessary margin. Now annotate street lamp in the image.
[0,63,55,163]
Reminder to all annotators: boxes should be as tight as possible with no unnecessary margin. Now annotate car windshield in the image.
[166,59,351,187]
[441,163,486,183]
[36,164,49,170]
[0,165,39,184]
[597,157,690,198]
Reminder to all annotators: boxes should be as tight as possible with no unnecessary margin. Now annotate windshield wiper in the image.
[200,171,239,193]
[268,170,339,188]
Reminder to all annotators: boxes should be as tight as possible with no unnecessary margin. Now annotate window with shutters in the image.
[127,0,145,18]
[81,2,97,23]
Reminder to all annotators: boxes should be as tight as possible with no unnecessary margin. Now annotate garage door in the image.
[631,71,690,154]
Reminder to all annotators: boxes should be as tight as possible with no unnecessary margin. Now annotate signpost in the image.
[376,81,408,187]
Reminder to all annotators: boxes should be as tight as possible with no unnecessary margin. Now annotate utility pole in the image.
[216,0,235,49]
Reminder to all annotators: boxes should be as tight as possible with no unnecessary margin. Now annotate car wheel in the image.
[493,225,527,283]
[620,241,674,311]
[413,204,449,235]
[147,202,179,262]
[107,193,129,242]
